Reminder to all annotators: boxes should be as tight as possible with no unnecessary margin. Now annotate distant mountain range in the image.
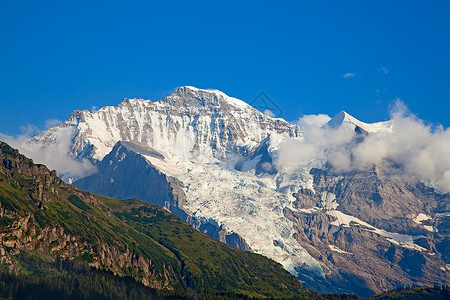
[22,86,450,297]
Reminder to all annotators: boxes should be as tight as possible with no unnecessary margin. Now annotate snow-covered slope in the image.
[326,110,392,133]
[28,86,299,163]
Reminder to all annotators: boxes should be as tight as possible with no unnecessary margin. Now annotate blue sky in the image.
[1,1,449,135]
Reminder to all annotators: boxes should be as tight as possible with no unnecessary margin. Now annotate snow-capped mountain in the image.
[326,110,392,133]
[25,87,450,296]
[28,86,299,163]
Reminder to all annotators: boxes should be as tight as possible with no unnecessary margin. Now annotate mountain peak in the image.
[170,86,250,109]
[117,98,149,107]
[325,110,392,134]
[326,110,358,128]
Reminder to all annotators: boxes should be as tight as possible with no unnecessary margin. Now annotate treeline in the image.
[366,285,449,300]
[0,269,321,300]
[323,294,358,300]
[2,255,447,300]
[0,269,317,300]
[0,259,305,300]
[0,262,162,300]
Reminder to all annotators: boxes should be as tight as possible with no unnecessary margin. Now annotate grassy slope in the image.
[0,141,318,299]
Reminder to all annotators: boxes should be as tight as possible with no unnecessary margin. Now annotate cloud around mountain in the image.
[0,124,97,181]
[275,100,450,193]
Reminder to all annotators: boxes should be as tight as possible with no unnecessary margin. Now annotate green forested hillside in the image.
[0,260,162,300]
[364,285,449,300]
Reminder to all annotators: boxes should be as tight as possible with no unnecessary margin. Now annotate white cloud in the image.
[45,119,62,129]
[274,124,355,171]
[263,109,275,117]
[274,101,450,193]
[379,67,389,74]
[296,114,331,128]
[343,73,356,79]
[0,121,96,181]
[0,125,40,146]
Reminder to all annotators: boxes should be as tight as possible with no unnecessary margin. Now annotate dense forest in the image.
[0,259,282,300]
[2,264,447,300]
[365,285,449,300]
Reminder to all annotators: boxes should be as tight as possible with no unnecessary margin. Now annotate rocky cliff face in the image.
[75,141,187,218]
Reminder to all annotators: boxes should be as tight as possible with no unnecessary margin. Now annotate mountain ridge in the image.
[28,86,300,165]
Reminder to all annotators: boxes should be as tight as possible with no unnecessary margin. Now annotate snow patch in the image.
[321,192,338,210]
[413,213,436,232]
[328,245,353,255]
[327,209,426,251]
